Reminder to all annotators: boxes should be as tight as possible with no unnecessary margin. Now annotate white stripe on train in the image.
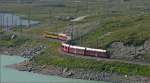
[62,43,106,53]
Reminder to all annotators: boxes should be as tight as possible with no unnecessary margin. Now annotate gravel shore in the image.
[6,59,150,83]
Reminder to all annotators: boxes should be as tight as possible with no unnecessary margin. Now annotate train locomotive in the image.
[43,31,110,58]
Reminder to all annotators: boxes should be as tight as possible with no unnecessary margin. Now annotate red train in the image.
[62,43,110,58]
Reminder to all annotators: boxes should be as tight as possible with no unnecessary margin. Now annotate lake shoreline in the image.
[6,59,150,83]
[1,55,102,83]
[1,48,150,83]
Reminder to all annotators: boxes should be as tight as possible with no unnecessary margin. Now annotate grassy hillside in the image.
[33,40,150,77]
[0,31,28,47]
[79,15,150,48]
[0,0,150,77]
[74,14,150,62]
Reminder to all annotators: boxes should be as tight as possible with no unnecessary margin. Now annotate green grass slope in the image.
[79,15,150,48]
[0,0,150,77]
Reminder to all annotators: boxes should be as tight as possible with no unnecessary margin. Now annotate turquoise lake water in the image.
[0,55,108,83]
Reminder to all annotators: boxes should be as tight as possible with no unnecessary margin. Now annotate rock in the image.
[28,67,33,72]
[11,34,16,39]
[34,51,41,55]
[66,16,75,20]
[66,72,74,77]
[4,51,9,54]
[55,16,75,21]
[41,65,46,69]
[125,75,128,78]
[63,68,69,73]
[18,66,27,71]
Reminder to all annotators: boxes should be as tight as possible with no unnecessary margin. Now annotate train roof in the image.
[70,45,85,50]
[44,31,58,35]
[62,43,85,50]
[59,33,67,36]
[86,48,106,52]
[62,43,106,52]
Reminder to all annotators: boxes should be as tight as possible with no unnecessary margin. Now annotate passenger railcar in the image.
[61,43,110,58]
[86,48,108,58]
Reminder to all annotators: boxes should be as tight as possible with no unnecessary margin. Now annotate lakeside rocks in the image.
[6,60,150,83]
[1,40,149,83]
[20,45,47,58]
[1,44,150,83]
[0,44,47,58]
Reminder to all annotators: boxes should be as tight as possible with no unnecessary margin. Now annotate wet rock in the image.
[28,67,33,72]
[18,66,27,71]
